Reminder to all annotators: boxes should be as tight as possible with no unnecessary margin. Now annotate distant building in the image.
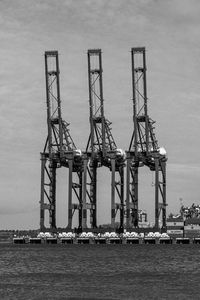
[166,215,184,237]
[138,210,149,228]
[180,203,200,220]
[167,204,200,238]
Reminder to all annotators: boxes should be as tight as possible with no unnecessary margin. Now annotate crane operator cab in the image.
[158,147,167,161]
[115,148,126,163]
[73,149,83,161]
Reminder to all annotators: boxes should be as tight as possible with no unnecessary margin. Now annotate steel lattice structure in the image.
[40,51,84,231]
[126,47,167,230]
[39,48,167,232]
[85,49,125,231]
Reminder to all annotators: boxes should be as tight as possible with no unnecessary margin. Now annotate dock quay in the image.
[176,237,190,244]
[126,237,140,244]
[60,238,74,244]
[12,232,200,245]
[94,237,107,244]
[46,237,58,244]
[29,237,42,244]
[13,237,26,244]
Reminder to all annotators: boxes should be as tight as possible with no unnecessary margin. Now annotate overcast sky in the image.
[0,0,200,229]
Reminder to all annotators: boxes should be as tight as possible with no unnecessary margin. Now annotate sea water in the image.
[0,244,200,299]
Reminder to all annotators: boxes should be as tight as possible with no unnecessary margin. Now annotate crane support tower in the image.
[85,49,125,231]
[126,47,167,230]
[40,51,84,231]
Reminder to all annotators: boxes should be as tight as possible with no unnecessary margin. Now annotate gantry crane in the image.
[84,49,125,231]
[126,47,167,230]
[40,51,84,231]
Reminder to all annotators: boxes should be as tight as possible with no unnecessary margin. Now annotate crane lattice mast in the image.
[40,51,84,231]
[85,49,125,230]
[126,47,167,230]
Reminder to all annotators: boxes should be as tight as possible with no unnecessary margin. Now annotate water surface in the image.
[0,244,199,299]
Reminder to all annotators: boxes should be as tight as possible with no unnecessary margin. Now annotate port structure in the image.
[84,49,125,231]
[126,47,167,230]
[40,51,84,231]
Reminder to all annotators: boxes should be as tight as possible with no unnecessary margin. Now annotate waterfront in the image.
[0,244,200,299]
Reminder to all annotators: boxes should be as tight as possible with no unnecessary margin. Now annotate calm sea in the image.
[0,244,200,299]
